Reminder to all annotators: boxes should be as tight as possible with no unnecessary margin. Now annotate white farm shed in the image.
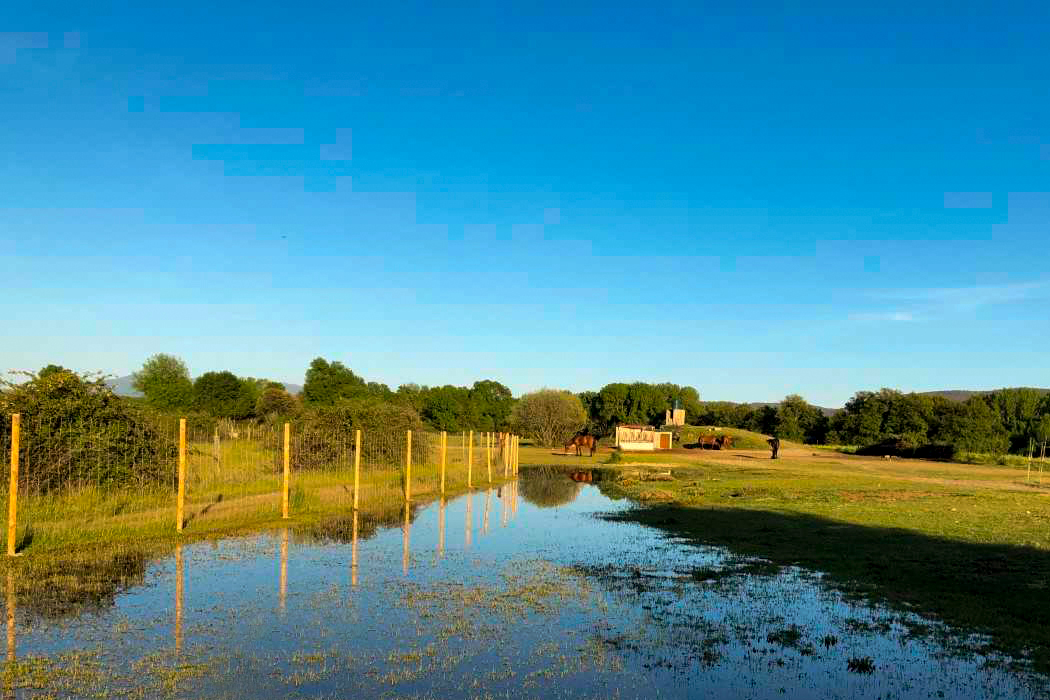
[615,425,673,451]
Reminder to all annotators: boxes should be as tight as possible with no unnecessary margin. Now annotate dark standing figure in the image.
[767,436,780,460]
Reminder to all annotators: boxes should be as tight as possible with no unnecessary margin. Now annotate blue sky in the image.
[1,0,1048,406]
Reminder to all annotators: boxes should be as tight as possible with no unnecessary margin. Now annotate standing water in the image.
[3,469,1046,699]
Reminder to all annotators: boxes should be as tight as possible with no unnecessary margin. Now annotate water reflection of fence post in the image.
[282,423,291,519]
[176,418,186,533]
[353,429,361,512]
[465,492,473,548]
[483,488,491,534]
[279,528,288,613]
[439,432,447,496]
[438,497,446,557]
[501,484,507,527]
[351,511,359,588]
[405,430,412,502]
[174,544,184,655]
[6,414,19,557]
[6,571,15,663]
[402,502,411,576]
[467,430,473,489]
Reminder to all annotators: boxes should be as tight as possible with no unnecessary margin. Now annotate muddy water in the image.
[4,470,1047,699]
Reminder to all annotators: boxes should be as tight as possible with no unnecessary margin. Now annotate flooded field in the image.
[3,468,1047,699]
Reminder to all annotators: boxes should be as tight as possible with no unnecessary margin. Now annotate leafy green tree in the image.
[511,389,587,447]
[256,386,297,418]
[38,364,71,379]
[192,371,255,419]
[302,358,366,405]
[469,380,514,431]
[776,395,829,444]
[131,354,193,410]
[396,383,427,412]
[421,385,475,431]
[1034,414,1050,446]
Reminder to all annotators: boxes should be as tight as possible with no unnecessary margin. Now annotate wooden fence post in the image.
[439,431,447,496]
[353,429,361,512]
[486,432,492,484]
[405,430,412,502]
[467,430,473,489]
[6,414,20,556]
[177,418,186,533]
[282,422,290,519]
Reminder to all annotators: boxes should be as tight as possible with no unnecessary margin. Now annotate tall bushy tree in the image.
[775,395,828,443]
[192,371,255,419]
[511,389,587,447]
[302,358,367,404]
[421,385,475,431]
[132,354,193,410]
[256,386,297,418]
[470,380,514,431]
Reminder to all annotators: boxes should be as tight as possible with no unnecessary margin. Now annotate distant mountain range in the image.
[105,375,303,398]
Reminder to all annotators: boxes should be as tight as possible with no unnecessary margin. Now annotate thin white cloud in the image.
[849,311,915,322]
[871,281,1048,312]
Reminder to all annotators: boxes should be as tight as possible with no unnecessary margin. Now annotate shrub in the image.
[0,369,176,491]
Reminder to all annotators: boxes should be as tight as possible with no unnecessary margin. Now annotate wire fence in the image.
[0,413,519,555]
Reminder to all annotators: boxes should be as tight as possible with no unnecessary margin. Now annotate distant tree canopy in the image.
[581,382,701,435]
[192,371,256,419]
[511,389,587,447]
[132,354,193,410]
[298,358,514,432]
[25,353,1050,460]
[775,394,829,444]
[302,358,367,404]
[255,386,297,419]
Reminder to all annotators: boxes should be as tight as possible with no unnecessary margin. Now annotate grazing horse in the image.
[699,435,733,450]
[564,435,598,457]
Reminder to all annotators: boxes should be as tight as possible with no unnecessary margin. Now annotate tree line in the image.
[130,354,516,433]
[697,388,1050,456]
[13,355,1050,458]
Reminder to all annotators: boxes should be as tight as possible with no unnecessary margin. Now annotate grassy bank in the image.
[563,449,1050,673]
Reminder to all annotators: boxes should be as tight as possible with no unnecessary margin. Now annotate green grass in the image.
[588,454,1050,674]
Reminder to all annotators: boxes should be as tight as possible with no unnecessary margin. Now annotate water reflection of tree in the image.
[519,470,582,508]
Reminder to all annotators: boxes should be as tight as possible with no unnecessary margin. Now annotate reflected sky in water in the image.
[4,472,1047,699]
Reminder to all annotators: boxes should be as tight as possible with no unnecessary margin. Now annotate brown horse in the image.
[564,435,598,456]
[698,434,733,450]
